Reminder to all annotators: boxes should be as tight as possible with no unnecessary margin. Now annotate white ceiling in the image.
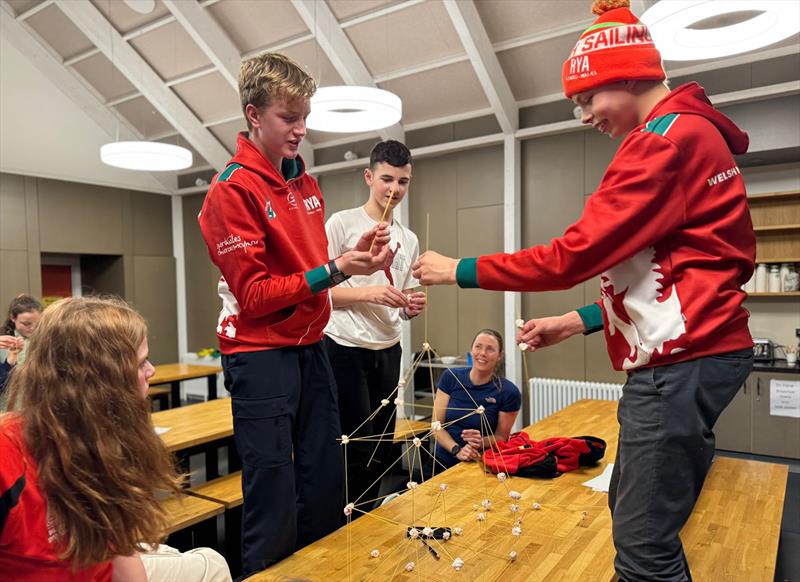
[1,0,798,193]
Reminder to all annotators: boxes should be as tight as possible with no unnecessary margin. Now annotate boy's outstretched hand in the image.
[411,251,458,285]
[337,244,390,277]
[516,311,587,351]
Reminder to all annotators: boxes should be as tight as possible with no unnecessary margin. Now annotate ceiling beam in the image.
[162,0,240,90]
[290,0,403,142]
[443,0,518,133]
[55,0,230,170]
[0,1,176,193]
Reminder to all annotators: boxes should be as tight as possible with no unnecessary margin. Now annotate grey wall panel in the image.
[410,155,459,356]
[0,173,27,251]
[455,145,503,209]
[456,205,504,357]
[0,250,30,309]
[521,133,588,380]
[584,131,619,196]
[132,192,173,257]
[132,255,178,365]
[318,170,366,221]
[183,194,220,352]
[37,179,124,254]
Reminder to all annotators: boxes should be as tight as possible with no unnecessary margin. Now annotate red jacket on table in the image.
[199,132,333,354]
[457,83,755,371]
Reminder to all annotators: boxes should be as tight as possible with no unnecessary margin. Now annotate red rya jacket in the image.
[199,133,332,353]
[457,83,755,370]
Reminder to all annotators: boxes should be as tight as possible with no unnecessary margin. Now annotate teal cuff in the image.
[577,303,604,335]
[456,258,480,288]
[305,265,331,294]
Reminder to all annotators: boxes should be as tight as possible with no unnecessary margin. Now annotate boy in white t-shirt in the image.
[324,140,426,514]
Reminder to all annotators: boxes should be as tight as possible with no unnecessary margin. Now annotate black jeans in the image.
[323,336,401,514]
[609,348,753,582]
[222,343,343,576]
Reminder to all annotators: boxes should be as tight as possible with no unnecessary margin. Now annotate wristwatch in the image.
[328,260,351,286]
[450,444,461,456]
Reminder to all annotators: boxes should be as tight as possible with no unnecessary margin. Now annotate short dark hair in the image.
[370,140,412,169]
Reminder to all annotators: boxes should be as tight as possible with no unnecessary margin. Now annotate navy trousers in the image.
[222,342,344,576]
[609,348,753,582]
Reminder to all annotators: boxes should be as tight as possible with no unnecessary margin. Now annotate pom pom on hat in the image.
[562,0,665,98]
[592,0,630,15]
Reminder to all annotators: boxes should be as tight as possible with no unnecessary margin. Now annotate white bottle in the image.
[780,264,790,291]
[743,270,755,293]
[768,265,781,292]
[754,263,768,292]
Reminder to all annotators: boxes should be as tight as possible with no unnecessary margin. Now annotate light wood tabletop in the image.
[393,418,431,444]
[149,362,223,407]
[149,363,223,385]
[152,397,232,453]
[248,399,787,582]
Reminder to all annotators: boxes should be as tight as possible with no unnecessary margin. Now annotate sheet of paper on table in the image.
[154,426,171,435]
[582,463,614,492]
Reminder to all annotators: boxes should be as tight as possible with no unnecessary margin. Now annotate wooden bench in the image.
[186,472,244,575]
[161,494,225,552]
[147,385,171,410]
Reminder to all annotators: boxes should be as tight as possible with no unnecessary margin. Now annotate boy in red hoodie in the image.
[412,1,755,579]
[199,53,390,576]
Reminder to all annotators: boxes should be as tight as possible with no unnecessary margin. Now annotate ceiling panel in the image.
[209,118,245,155]
[379,60,489,125]
[476,0,589,44]
[346,0,462,77]
[208,0,308,54]
[114,95,174,138]
[5,0,43,17]
[71,52,138,101]
[90,0,171,35]
[129,20,211,81]
[26,4,94,60]
[172,71,240,125]
[279,39,345,88]
[328,0,395,21]
[497,34,575,101]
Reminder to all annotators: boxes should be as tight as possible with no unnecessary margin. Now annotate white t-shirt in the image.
[324,207,420,350]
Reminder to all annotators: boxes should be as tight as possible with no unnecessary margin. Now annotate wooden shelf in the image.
[746,292,800,298]
[755,257,800,264]
[748,190,800,203]
[753,224,800,233]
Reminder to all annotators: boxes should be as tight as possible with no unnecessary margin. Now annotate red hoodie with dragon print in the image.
[457,83,755,371]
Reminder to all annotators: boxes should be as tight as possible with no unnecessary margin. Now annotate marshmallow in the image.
[509,551,518,562]
[509,491,522,500]
[452,557,464,571]
[343,503,354,516]
[497,472,507,482]
[405,562,415,572]
[340,435,349,445]
[370,549,380,558]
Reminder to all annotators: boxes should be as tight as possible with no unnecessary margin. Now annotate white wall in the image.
[0,34,169,194]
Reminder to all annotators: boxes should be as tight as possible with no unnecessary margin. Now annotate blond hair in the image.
[5,296,182,570]
[238,52,316,129]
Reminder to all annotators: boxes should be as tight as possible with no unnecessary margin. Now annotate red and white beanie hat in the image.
[562,0,666,99]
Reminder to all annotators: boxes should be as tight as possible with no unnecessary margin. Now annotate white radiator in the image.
[529,377,624,423]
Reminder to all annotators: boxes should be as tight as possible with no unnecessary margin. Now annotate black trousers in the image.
[609,348,753,582]
[323,336,401,514]
[222,343,343,576]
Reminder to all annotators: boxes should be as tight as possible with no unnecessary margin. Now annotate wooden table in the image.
[249,399,787,582]
[149,363,222,408]
[153,397,234,480]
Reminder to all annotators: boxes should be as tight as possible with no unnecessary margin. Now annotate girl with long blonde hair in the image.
[0,297,184,580]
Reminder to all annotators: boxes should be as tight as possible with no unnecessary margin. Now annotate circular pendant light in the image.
[307,86,402,133]
[100,141,193,171]
[641,0,800,61]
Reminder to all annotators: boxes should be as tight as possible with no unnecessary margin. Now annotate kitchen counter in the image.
[752,360,800,374]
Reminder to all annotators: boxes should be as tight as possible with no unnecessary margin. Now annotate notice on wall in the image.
[770,379,800,418]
